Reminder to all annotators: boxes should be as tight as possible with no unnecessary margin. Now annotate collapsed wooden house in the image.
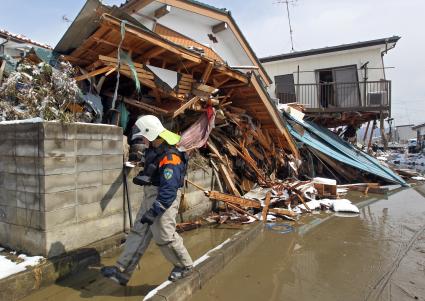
[54,0,299,196]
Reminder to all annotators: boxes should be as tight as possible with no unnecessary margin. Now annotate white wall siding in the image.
[396,126,416,143]
[131,4,252,67]
[263,47,385,99]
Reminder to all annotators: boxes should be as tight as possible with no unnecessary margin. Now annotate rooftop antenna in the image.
[275,0,298,52]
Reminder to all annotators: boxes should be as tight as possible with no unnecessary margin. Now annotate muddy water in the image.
[22,226,240,301]
[192,187,425,301]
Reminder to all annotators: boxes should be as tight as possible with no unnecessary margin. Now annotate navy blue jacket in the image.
[149,147,187,216]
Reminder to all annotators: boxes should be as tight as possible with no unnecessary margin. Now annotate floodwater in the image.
[22,186,425,301]
[191,186,425,301]
[22,226,240,301]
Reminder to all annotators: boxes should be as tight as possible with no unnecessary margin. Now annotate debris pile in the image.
[201,177,369,226]
[0,55,101,123]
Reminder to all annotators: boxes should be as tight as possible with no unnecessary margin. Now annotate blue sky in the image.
[1,0,424,126]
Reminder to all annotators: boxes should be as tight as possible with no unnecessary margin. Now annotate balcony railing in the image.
[276,80,391,112]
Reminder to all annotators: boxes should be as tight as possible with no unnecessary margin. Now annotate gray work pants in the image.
[116,185,193,277]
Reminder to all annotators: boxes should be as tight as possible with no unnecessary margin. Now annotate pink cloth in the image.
[177,107,215,152]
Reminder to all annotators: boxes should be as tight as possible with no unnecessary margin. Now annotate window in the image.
[274,74,296,104]
[315,65,360,108]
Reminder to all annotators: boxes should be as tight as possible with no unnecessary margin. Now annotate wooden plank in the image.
[178,82,192,88]
[74,66,113,81]
[218,163,240,196]
[119,69,156,89]
[294,192,310,212]
[261,192,271,223]
[144,46,166,59]
[220,82,249,89]
[201,62,214,83]
[214,66,248,83]
[250,74,300,159]
[207,140,223,160]
[186,179,207,191]
[99,55,145,69]
[123,97,171,115]
[226,203,259,221]
[212,22,228,34]
[240,148,266,183]
[207,191,260,209]
[269,208,296,217]
[172,96,200,118]
[193,83,217,93]
[154,4,171,18]
[180,74,193,79]
[153,89,162,104]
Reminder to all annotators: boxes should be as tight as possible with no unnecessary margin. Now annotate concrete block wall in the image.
[0,122,143,257]
[0,121,212,258]
[180,168,214,221]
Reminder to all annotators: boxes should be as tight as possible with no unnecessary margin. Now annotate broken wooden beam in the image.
[74,66,114,81]
[201,62,214,83]
[172,96,200,118]
[185,178,207,192]
[123,97,171,115]
[218,163,241,196]
[261,192,271,223]
[207,191,260,209]
[226,203,259,221]
[268,208,297,217]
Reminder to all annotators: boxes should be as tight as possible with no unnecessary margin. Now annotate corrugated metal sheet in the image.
[285,112,407,186]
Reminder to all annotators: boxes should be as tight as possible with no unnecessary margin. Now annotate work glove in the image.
[140,209,156,225]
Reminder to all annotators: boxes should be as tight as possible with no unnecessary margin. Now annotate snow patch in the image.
[0,117,43,124]
[0,253,44,280]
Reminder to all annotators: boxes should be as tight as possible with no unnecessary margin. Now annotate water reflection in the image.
[191,186,425,301]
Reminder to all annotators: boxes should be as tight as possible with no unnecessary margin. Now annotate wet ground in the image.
[191,186,425,301]
[22,185,425,301]
[22,226,241,301]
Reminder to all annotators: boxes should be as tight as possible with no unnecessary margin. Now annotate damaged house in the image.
[54,0,300,175]
[260,36,400,147]
[0,0,303,257]
[0,29,51,59]
[0,29,52,83]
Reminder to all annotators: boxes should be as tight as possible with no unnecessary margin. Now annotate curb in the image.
[144,223,263,301]
[0,233,125,301]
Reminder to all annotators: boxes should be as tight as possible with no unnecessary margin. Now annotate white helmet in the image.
[133,115,181,145]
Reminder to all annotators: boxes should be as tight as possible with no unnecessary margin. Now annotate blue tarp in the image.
[284,112,407,186]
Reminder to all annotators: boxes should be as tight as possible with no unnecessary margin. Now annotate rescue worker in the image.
[101,115,193,285]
